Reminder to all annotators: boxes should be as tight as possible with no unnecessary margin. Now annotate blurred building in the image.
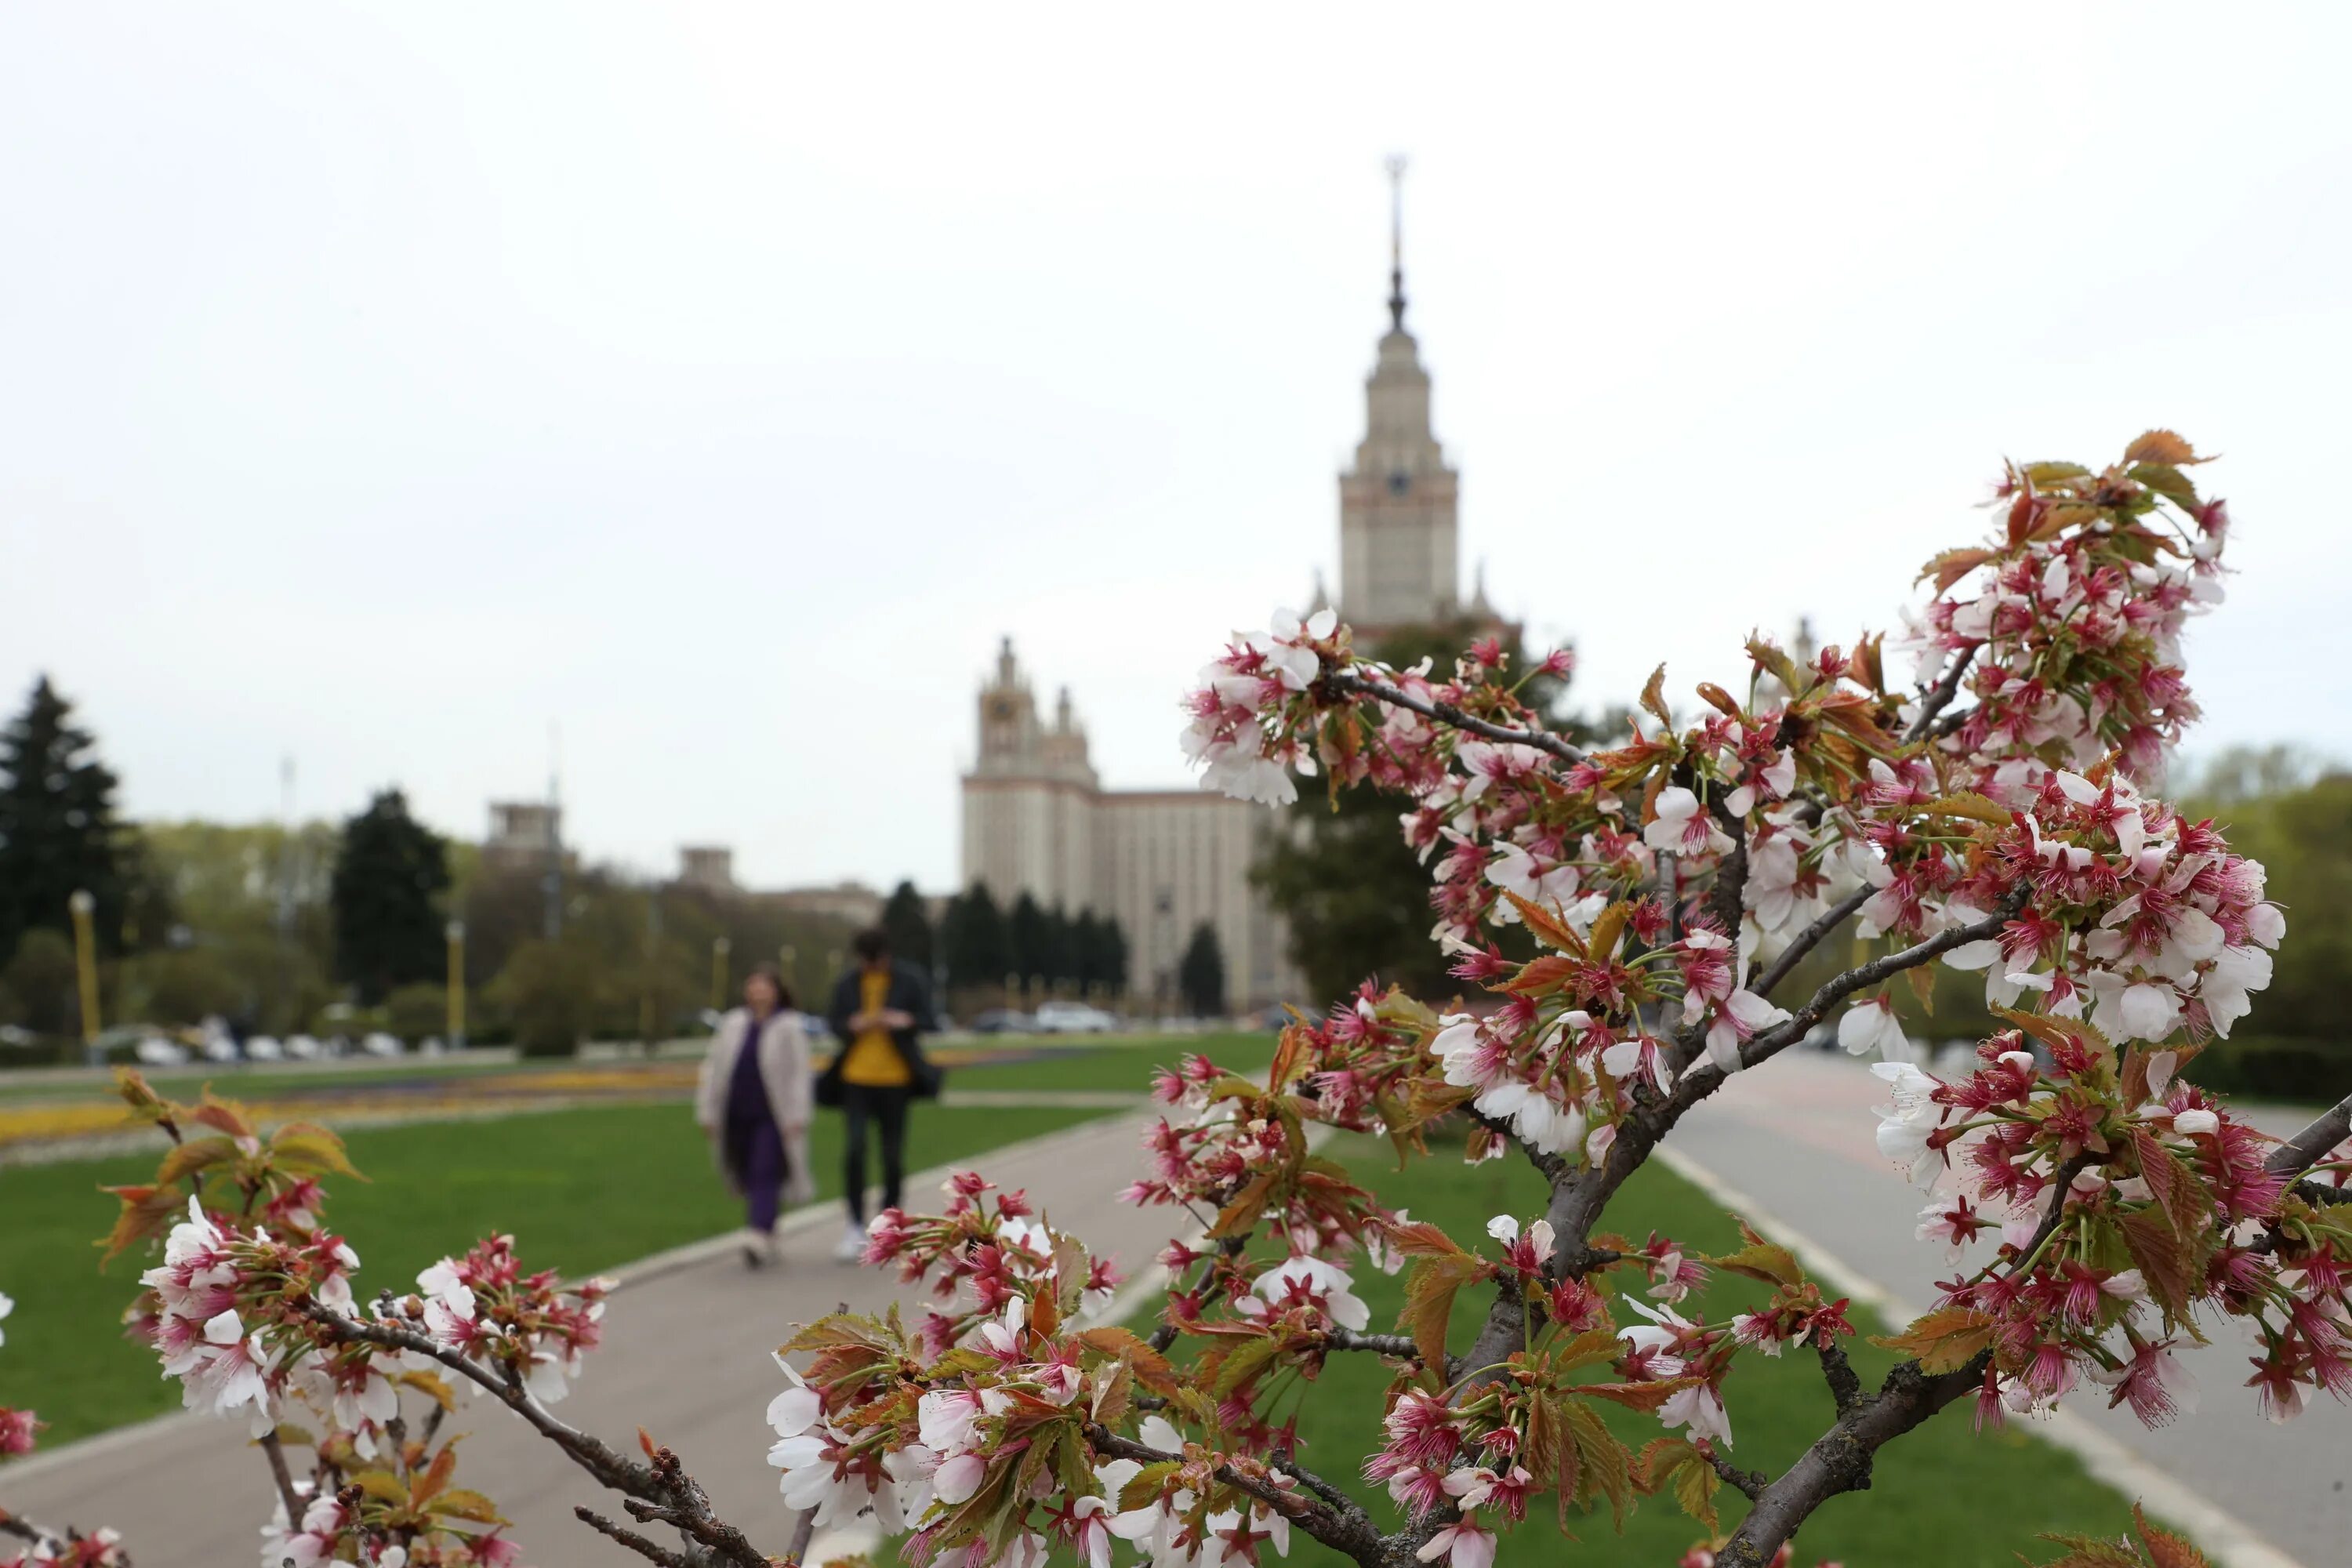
[961,638,1300,1009]
[960,169,1494,1011]
[675,845,736,893]
[483,801,563,871]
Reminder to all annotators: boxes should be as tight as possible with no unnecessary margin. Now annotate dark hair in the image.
[745,964,796,1011]
[851,927,891,965]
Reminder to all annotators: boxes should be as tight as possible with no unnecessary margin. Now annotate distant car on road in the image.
[969,1009,1036,1034]
[1034,1000,1116,1034]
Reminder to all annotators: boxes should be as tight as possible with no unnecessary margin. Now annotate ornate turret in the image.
[1336,156,1461,635]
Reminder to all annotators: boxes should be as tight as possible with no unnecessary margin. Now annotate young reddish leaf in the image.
[1694,682,1741,718]
[1918,546,1996,593]
[1374,1218,1470,1260]
[1639,664,1671,726]
[97,1184,187,1266]
[1077,1328,1181,1394]
[153,1137,238,1190]
[1504,891,1588,957]
[2117,1207,2196,1316]
[185,1090,256,1142]
[2132,1504,2209,1568]
[270,1122,362,1180]
[1401,1255,1480,1373]
[2124,430,2198,466]
[1870,1306,1994,1374]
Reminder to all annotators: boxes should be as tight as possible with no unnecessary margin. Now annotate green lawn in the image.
[0,1100,1103,1446]
[946,1031,1277,1094]
[1188,1135,2133,1567]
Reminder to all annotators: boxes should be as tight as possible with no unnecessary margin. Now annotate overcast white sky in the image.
[5,3,2348,893]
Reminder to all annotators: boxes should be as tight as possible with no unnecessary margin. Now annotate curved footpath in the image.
[1673,1051,2330,1568]
[5,1113,1186,1568]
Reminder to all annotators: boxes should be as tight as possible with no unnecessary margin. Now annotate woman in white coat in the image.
[694,966,815,1266]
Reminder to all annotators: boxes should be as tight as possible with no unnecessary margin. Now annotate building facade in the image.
[960,640,1300,1009]
[960,167,1480,1010]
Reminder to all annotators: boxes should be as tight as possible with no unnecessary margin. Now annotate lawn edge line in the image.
[1651,1142,2306,1568]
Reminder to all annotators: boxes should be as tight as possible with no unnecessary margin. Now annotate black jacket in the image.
[822,961,940,1099]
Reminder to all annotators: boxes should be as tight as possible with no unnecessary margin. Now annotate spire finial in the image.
[1385,153,1408,332]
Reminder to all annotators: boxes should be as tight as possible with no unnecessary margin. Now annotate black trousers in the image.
[842,1083,910,1224]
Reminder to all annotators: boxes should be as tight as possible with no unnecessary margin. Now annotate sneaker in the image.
[833,1221,866,1263]
[740,1228,777,1269]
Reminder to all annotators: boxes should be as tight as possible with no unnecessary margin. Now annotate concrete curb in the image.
[1652,1142,2306,1568]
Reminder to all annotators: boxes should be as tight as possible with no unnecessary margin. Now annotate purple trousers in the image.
[724,1116,788,1232]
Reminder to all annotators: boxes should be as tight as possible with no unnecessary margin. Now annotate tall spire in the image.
[1385,153,1408,332]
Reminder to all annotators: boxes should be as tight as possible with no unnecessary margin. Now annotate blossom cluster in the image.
[772,1171,1307,1568]
[1877,1014,2352,1431]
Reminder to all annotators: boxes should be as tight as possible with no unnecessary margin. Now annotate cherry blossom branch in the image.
[1323,670,1590,765]
[2266,1087,2352,1178]
[297,1300,662,1500]
[1905,644,1979,743]
[1730,894,2026,1076]
[1082,1423,1384,1566]
[1320,1328,1421,1359]
[784,1507,817,1566]
[1813,1338,1864,1417]
[575,1508,697,1568]
[1748,885,1874,1002]
[1710,1352,1988,1568]
[1703,1445,1767,1502]
[258,1430,305,1526]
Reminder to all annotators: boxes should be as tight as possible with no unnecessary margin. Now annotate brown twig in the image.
[2267,1088,2352,1178]
[1701,1443,1767,1502]
[1083,1423,1383,1565]
[1319,1328,1420,1359]
[1324,670,1589,766]
[1749,885,1873,1002]
[297,1301,661,1499]
[784,1507,818,1566]
[1905,645,1978,743]
[1813,1338,1864,1417]
[575,1507,696,1568]
[259,1429,306,1526]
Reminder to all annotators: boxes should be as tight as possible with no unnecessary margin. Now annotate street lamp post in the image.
[711,936,732,1012]
[779,944,797,1003]
[445,920,467,1052]
[68,890,100,1065]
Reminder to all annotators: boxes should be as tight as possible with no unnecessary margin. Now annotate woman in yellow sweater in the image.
[819,927,940,1260]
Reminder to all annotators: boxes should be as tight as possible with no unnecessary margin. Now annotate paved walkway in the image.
[5,1113,1185,1567]
[1674,1051,2339,1568]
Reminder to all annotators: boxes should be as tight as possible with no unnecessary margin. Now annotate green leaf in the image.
[1211,1336,1283,1399]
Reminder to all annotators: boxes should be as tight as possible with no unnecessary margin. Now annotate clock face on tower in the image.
[1388,470,1410,497]
[988,696,1017,722]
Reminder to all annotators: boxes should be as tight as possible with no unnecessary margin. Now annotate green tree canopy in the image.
[880,880,935,970]
[940,881,1009,989]
[1007,891,1053,985]
[1177,921,1226,1017]
[330,789,450,1005]
[0,675,134,960]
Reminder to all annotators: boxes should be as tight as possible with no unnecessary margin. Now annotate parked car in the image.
[245,1035,285,1061]
[133,1033,189,1067]
[1034,1001,1116,1034]
[361,1031,405,1059]
[969,1009,1035,1034]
